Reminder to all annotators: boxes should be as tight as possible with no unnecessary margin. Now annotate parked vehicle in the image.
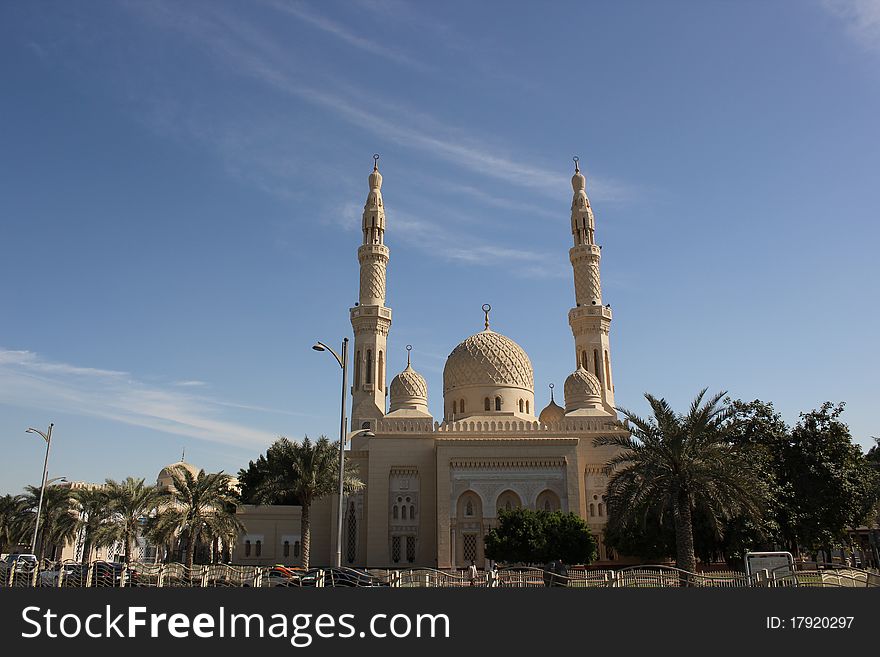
[324,567,389,587]
[91,561,140,587]
[39,562,87,587]
[1,554,38,584]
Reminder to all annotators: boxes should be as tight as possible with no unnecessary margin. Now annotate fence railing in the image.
[2,559,878,589]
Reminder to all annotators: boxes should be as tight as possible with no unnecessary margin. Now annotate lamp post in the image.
[25,423,54,555]
[312,339,374,567]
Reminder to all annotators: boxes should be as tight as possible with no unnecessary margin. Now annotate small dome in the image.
[564,367,602,412]
[539,399,565,425]
[444,329,534,394]
[157,461,200,488]
[390,363,428,409]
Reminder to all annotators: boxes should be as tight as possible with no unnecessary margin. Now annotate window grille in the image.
[463,534,477,563]
[391,536,401,563]
[406,536,416,563]
[346,503,357,564]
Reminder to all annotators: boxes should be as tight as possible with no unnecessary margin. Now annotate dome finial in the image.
[406,344,412,367]
[482,303,491,331]
[373,153,380,171]
[573,155,579,173]
[549,382,555,403]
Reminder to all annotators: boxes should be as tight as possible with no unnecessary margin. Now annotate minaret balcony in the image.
[568,305,612,321]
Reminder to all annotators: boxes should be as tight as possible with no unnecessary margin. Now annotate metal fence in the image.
[2,559,878,588]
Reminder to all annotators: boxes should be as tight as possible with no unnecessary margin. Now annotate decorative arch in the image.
[457,490,483,519]
[496,489,522,515]
[536,489,561,513]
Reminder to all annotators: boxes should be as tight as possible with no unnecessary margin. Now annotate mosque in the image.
[233,156,629,569]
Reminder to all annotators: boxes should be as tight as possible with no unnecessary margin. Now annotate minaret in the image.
[350,155,392,430]
[567,157,616,413]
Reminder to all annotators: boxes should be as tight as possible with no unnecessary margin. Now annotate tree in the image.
[779,402,880,557]
[0,494,28,554]
[72,487,110,565]
[483,508,546,564]
[542,511,598,564]
[248,436,362,569]
[21,485,78,561]
[595,389,765,573]
[484,508,597,565]
[152,467,243,571]
[92,477,159,564]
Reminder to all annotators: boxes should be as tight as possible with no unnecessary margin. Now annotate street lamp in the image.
[25,423,54,555]
[312,339,374,567]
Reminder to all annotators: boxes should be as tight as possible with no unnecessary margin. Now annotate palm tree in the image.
[92,477,159,564]
[73,487,109,565]
[21,485,78,561]
[252,436,362,569]
[0,494,28,554]
[595,389,764,574]
[153,467,243,572]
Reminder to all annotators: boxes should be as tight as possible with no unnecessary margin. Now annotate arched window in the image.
[255,540,262,557]
[410,505,415,519]
[589,504,595,517]
[294,541,300,558]
[346,502,357,564]
[598,503,605,517]
[465,500,474,516]
[525,400,530,414]
[453,401,457,415]
[604,350,611,390]
[244,540,251,557]
[581,350,588,370]
[460,399,465,413]
[484,398,491,411]
[593,349,601,380]
[495,397,502,411]
[505,500,512,511]
[518,399,524,412]
[366,349,373,385]
[393,506,398,520]
[544,500,551,512]
[283,541,290,558]
[355,351,361,387]
[378,351,384,391]
[401,506,407,520]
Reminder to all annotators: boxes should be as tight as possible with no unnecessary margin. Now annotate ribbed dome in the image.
[157,461,199,488]
[443,329,534,394]
[539,399,565,424]
[390,364,428,406]
[564,367,602,411]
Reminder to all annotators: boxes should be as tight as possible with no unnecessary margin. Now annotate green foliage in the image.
[150,467,243,569]
[484,508,596,565]
[779,402,879,553]
[242,436,363,569]
[21,485,78,561]
[596,389,766,572]
[0,494,28,553]
[92,477,159,564]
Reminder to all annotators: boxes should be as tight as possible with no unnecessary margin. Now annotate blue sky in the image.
[1,1,878,495]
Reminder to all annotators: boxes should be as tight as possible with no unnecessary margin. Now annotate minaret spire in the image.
[566,156,616,414]
[350,154,392,430]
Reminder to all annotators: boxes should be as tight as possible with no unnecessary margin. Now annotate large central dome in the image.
[443,329,534,393]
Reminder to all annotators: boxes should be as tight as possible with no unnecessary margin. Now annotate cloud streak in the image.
[822,0,880,50]
[0,349,303,449]
[130,2,634,203]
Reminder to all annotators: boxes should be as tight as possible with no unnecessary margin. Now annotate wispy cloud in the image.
[129,2,635,203]
[0,349,305,449]
[822,0,880,50]
[262,0,430,71]
[392,212,567,278]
